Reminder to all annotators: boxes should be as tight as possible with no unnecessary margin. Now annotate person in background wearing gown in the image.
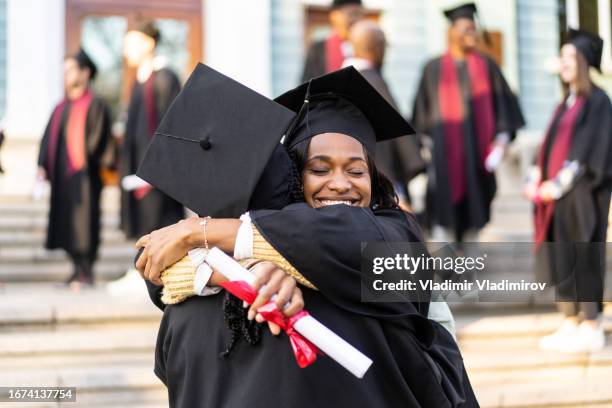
[525,29,612,353]
[344,19,425,211]
[119,20,184,241]
[411,3,524,243]
[111,21,185,292]
[301,0,364,81]
[37,48,114,287]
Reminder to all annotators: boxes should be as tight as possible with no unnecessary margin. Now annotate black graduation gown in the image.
[535,87,612,302]
[120,68,184,239]
[153,204,478,408]
[37,96,114,260]
[359,68,425,198]
[302,40,327,82]
[412,54,524,234]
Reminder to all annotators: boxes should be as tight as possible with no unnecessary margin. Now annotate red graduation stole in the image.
[533,97,586,248]
[438,51,496,204]
[47,89,93,179]
[325,33,345,73]
[135,72,157,200]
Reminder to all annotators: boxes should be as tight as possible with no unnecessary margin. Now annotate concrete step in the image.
[0,188,121,213]
[0,322,158,356]
[0,245,134,264]
[0,283,161,326]
[0,261,131,282]
[0,362,166,405]
[474,375,612,408]
[454,306,612,340]
[455,307,612,407]
[0,229,128,247]
[0,214,120,232]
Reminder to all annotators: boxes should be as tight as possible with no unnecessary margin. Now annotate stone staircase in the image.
[0,283,167,407]
[0,188,133,283]
[2,178,612,407]
[455,305,612,408]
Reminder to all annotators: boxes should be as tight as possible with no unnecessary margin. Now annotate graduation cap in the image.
[136,63,296,217]
[332,0,362,9]
[443,2,492,46]
[443,2,477,22]
[567,28,604,72]
[275,66,415,156]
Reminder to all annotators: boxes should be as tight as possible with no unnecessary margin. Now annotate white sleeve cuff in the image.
[193,262,222,296]
[233,212,253,260]
[188,248,222,296]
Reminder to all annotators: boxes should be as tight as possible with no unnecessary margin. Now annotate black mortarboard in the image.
[275,66,415,156]
[567,28,604,72]
[71,48,97,80]
[134,20,161,44]
[136,63,296,217]
[443,3,477,22]
[332,0,362,9]
[443,3,492,46]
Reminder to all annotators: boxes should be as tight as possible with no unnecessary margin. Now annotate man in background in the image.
[37,48,114,287]
[119,20,184,242]
[301,0,364,81]
[110,20,184,293]
[345,20,425,210]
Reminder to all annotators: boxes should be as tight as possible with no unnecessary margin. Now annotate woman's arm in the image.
[135,217,241,285]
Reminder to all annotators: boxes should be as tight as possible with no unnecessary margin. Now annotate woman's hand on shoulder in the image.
[247,261,305,336]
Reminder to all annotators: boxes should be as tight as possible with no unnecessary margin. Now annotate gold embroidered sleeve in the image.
[160,256,197,305]
[160,257,264,305]
[251,225,318,290]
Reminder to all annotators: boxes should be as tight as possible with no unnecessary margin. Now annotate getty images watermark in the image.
[360,242,610,303]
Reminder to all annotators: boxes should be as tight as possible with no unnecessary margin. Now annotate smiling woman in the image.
[135,66,478,407]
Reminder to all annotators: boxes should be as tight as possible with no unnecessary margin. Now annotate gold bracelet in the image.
[199,216,212,249]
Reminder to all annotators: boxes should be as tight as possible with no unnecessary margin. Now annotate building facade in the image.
[0,0,610,195]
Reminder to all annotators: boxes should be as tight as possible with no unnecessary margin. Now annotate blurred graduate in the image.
[302,0,364,81]
[37,48,114,286]
[412,3,524,242]
[525,29,612,353]
[119,20,184,240]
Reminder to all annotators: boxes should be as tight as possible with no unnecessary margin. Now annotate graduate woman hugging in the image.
[135,64,478,407]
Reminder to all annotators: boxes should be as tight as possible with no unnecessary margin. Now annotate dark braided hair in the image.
[220,293,262,358]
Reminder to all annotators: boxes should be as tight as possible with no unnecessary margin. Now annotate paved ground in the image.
[0,283,611,408]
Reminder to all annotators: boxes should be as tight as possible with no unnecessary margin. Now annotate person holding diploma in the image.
[525,29,612,353]
[412,3,524,242]
[135,65,478,407]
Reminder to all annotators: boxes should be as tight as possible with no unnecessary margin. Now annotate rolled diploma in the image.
[205,247,373,379]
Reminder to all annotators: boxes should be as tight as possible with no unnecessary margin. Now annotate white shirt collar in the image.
[341,57,374,71]
[136,55,168,83]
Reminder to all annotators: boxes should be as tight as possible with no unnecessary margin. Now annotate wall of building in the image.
[0,0,6,120]
[5,0,64,140]
[270,0,303,97]
[204,0,272,96]
[516,0,561,131]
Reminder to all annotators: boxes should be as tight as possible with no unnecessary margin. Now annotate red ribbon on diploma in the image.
[219,280,322,368]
